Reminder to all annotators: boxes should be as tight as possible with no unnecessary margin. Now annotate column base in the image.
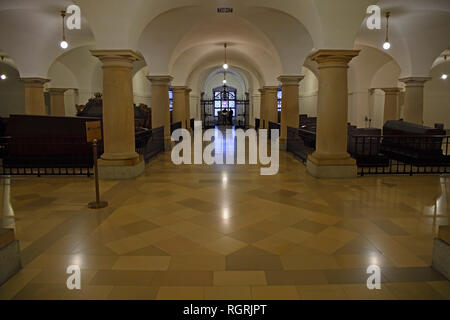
[279,138,287,151]
[98,157,145,180]
[306,154,357,178]
[165,138,174,151]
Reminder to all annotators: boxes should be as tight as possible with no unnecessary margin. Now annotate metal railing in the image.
[286,126,450,176]
[1,126,166,177]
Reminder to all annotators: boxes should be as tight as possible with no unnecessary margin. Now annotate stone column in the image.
[263,86,279,128]
[306,50,360,178]
[368,88,375,127]
[245,92,250,128]
[185,88,192,129]
[278,76,304,148]
[258,88,266,129]
[91,50,144,180]
[20,78,50,115]
[48,88,68,116]
[172,86,187,128]
[147,76,173,150]
[381,87,401,124]
[399,77,431,125]
[200,92,205,123]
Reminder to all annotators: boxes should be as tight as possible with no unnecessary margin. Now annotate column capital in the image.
[381,87,402,94]
[48,88,69,95]
[309,49,360,68]
[20,77,50,87]
[185,88,192,94]
[147,75,173,86]
[277,75,304,85]
[263,86,280,93]
[91,50,142,68]
[399,77,431,87]
[369,88,376,95]
[171,86,187,92]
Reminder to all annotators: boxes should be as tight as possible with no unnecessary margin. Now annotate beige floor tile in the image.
[63,285,113,300]
[253,236,296,255]
[281,255,340,270]
[366,234,428,267]
[205,237,247,255]
[297,285,349,300]
[342,284,397,300]
[156,286,204,300]
[252,286,300,300]
[0,268,41,300]
[169,255,226,271]
[107,286,159,300]
[205,286,252,300]
[385,282,445,300]
[214,271,267,286]
[112,256,171,271]
[105,235,150,255]
[426,281,450,299]
[138,227,178,244]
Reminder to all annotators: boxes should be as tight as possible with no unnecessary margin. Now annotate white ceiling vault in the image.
[0,0,449,89]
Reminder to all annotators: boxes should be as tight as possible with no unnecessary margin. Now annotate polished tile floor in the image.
[0,139,449,300]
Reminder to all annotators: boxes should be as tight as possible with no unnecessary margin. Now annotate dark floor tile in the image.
[228,228,270,243]
[121,220,158,234]
[334,236,381,255]
[226,255,283,271]
[177,198,219,213]
[150,271,213,286]
[292,220,328,234]
[371,220,409,236]
[89,270,156,286]
[228,245,276,256]
[125,245,169,256]
[324,269,388,285]
[382,267,447,283]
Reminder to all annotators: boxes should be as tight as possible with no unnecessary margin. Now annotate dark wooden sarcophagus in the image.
[381,120,447,165]
[77,94,151,129]
[347,128,389,167]
[3,115,101,169]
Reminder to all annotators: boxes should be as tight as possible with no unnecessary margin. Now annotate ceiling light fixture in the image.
[441,55,448,80]
[383,12,391,50]
[0,56,6,80]
[223,43,229,70]
[60,11,68,49]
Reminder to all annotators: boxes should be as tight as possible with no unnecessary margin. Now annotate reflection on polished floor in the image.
[0,146,449,300]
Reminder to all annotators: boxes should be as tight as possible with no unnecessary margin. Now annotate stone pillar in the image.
[20,78,50,115]
[399,77,431,125]
[381,88,401,124]
[147,76,173,150]
[258,88,266,128]
[185,88,192,129]
[91,50,144,180]
[172,86,187,128]
[306,50,360,178]
[368,88,375,127]
[48,88,68,116]
[263,86,279,128]
[200,92,205,123]
[278,76,304,148]
[245,92,250,128]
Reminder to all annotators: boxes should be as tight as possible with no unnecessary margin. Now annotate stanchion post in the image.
[86,121,108,210]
